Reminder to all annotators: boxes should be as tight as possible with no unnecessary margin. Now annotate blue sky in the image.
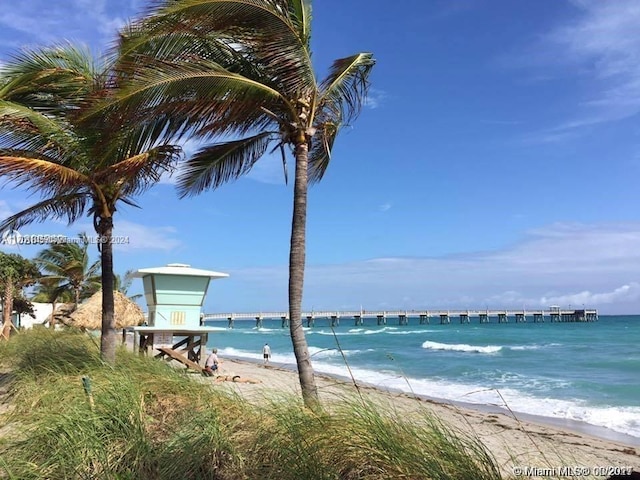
[2,0,640,314]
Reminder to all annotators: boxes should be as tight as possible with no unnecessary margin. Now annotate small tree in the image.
[0,252,40,338]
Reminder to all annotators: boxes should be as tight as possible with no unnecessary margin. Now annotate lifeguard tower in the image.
[131,263,228,370]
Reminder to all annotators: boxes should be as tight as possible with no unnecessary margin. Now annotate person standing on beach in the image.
[262,343,271,364]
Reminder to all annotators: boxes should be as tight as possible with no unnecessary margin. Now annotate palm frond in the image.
[0,193,89,233]
[176,131,275,196]
[318,53,375,124]
[121,0,316,96]
[91,59,287,142]
[0,156,91,193]
[96,145,181,182]
[308,121,339,184]
[117,23,263,80]
[0,43,102,114]
[96,144,182,197]
[287,0,312,46]
[0,101,85,166]
[0,101,68,138]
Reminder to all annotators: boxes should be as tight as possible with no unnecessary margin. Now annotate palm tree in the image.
[0,252,40,339]
[114,269,142,302]
[108,0,374,407]
[31,278,73,328]
[35,233,101,308]
[0,45,181,362]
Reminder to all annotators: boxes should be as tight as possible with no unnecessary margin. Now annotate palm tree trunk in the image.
[289,140,319,409]
[1,281,14,339]
[50,300,57,328]
[98,218,116,363]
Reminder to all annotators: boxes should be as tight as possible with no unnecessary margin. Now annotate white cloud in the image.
[227,221,640,313]
[0,1,133,52]
[72,220,182,252]
[112,221,182,252]
[529,1,640,131]
[540,283,640,306]
[378,203,391,213]
[364,88,387,109]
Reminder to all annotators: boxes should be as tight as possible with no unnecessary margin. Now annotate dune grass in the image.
[0,329,503,479]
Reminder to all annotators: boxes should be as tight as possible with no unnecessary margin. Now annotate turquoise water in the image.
[204,315,640,440]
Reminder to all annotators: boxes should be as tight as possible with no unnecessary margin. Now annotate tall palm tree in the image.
[36,233,101,308]
[108,0,374,406]
[0,45,181,362]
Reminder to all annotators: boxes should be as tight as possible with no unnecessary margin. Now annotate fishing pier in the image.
[204,308,598,328]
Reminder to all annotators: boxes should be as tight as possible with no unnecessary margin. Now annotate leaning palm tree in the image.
[107,0,374,406]
[0,45,181,362]
[36,233,101,308]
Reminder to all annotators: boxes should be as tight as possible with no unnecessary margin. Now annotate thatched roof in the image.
[68,290,145,330]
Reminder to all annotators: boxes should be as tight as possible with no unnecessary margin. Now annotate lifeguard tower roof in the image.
[131,263,229,279]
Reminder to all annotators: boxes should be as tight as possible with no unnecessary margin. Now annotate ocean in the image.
[204,315,640,444]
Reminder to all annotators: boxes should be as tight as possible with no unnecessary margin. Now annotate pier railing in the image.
[203,308,598,327]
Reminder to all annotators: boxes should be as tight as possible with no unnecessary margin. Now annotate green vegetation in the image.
[0,330,502,480]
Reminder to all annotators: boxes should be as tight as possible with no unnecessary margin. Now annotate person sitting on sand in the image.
[203,348,219,376]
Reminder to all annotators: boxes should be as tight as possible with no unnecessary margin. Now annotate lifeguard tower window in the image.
[171,311,186,326]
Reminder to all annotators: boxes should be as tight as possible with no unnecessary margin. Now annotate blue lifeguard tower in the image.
[132,263,228,368]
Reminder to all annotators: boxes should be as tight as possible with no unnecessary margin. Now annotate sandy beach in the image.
[206,357,639,478]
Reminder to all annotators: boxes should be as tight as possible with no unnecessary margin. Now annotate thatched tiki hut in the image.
[68,290,145,330]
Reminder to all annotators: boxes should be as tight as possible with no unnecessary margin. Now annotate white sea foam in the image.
[315,326,399,336]
[219,346,640,439]
[241,327,281,334]
[388,329,438,335]
[422,341,502,354]
[510,345,541,351]
[308,346,371,358]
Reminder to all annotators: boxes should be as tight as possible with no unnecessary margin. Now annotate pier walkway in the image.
[203,308,598,328]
